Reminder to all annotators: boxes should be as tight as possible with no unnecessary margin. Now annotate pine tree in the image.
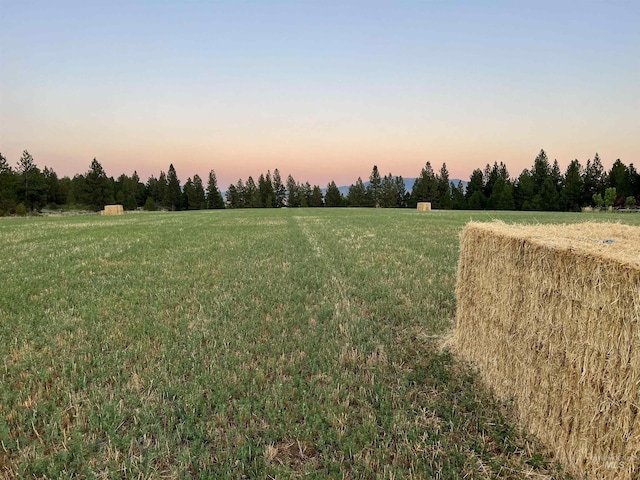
[244,176,261,207]
[411,162,438,207]
[395,176,408,207]
[437,163,452,209]
[42,166,63,206]
[189,173,207,210]
[85,158,113,211]
[272,169,286,208]
[583,153,605,206]
[165,164,182,211]
[608,159,631,198]
[560,160,584,211]
[379,173,398,208]
[309,185,324,207]
[225,183,240,208]
[347,178,367,207]
[258,172,275,207]
[0,152,17,214]
[286,175,300,207]
[531,149,551,193]
[325,181,343,207]
[206,170,225,209]
[300,182,312,207]
[515,169,535,210]
[450,181,466,209]
[465,169,485,210]
[16,150,47,211]
[367,165,382,207]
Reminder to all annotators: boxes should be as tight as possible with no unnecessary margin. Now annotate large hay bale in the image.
[417,202,431,211]
[102,204,124,216]
[454,221,640,480]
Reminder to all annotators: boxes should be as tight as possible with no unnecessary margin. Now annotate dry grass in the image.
[102,204,124,216]
[454,221,640,479]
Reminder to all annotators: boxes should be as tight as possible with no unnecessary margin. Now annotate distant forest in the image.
[0,149,638,215]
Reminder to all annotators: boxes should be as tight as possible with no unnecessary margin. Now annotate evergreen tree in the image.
[395,176,407,207]
[272,169,286,208]
[234,179,247,208]
[16,150,47,211]
[70,174,88,206]
[347,177,367,207]
[560,160,584,211]
[628,164,640,199]
[85,158,113,210]
[182,177,195,209]
[583,153,606,206]
[488,166,514,210]
[437,163,452,209]
[116,173,141,210]
[482,162,499,199]
[531,149,551,193]
[165,164,182,211]
[309,185,324,207]
[551,159,562,191]
[539,177,560,211]
[58,177,72,206]
[465,169,485,209]
[379,173,398,208]
[0,153,17,214]
[225,183,241,208]
[258,172,275,207]
[325,181,343,207]
[146,175,159,206]
[608,159,631,198]
[286,175,300,207]
[42,166,63,206]
[0,153,9,174]
[450,180,466,209]
[411,161,438,207]
[244,176,260,207]
[367,165,382,207]
[183,174,206,209]
[300,182,312,207]
[206,170,225,209]
[515,169,535,210]
[132,171,146,207]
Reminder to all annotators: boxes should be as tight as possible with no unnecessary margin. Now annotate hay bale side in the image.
[454,221,640,480]
[417,202,431,211]
[103,204,124,216]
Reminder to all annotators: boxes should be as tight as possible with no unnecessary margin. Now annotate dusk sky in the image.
[1,1,639,188]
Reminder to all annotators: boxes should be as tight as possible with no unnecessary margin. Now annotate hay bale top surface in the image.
[466,221,640,268]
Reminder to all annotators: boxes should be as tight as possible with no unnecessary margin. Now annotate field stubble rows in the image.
[2,208,638,478]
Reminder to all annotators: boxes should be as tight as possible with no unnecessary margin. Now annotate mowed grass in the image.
[2,209,639,478]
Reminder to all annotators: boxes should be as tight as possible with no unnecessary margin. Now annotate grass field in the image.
[2,208,639,478]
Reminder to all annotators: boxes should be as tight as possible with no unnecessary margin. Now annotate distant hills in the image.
[333,178,468,197]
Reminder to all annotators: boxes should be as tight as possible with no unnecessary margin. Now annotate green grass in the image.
[2,209,639,478]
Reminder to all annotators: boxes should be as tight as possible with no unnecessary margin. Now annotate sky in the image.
[1,1,639,188]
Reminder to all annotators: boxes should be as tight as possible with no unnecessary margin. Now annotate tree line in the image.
[0,149,638,215]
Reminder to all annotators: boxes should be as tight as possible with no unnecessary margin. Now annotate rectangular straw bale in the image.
[454,221,640,480]
[103,204,124,216]
[417,202,431,211]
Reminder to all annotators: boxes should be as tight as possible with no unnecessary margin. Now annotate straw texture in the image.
[417,202,431,211]
[454,221,640,480]
[102,204,124,216]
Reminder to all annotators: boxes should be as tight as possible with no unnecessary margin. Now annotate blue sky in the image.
[1,1,638,187]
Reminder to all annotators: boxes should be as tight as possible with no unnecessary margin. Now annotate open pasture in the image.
[2,209,639,478]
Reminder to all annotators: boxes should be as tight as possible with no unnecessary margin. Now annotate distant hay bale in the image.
[454,221,640,480]
[102,205,124,216]
[417,202,431,211]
